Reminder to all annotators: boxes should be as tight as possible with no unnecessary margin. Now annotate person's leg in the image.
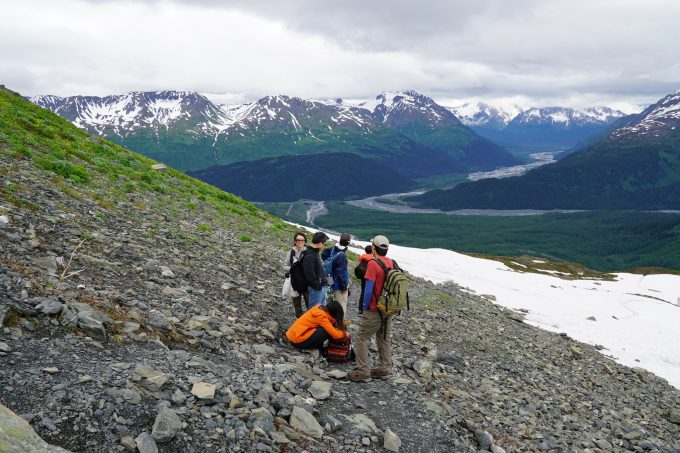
[291,327,330,350]
[302,290,309,312]
[291,294,304,318]
[374,316,393,375]
[333,290,348,316]
[352,311,382,379]
[307,287,323,308]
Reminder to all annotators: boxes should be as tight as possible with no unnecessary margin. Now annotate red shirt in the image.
[364,256,393,312]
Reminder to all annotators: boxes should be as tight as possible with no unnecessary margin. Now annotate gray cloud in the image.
[3,0,679,109]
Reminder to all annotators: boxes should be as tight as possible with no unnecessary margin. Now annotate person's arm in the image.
[362,278,375,310]
[283,250,293,275]
[318,314,347,340]
[336,252,349,291]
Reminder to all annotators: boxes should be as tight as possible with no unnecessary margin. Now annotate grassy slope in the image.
[310,202,680,272]
[0,86,294,247]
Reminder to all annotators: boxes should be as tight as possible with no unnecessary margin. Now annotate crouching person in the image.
[286,300,347,355]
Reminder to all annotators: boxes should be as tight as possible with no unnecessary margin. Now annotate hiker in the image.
[321,233,351,315]
[355,244,373,315]
[286,300,347,354]
[350,235,395,382]
[283,232,308,318]
[301,231,329,308]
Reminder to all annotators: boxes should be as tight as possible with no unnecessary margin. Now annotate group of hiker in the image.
[282,230,408,382]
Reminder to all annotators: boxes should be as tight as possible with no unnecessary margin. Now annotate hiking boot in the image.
[343,319,352,327]
[370,369,391,379]
[348,370,371,383]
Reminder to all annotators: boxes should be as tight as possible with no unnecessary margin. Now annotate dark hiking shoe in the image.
[370,369,391,379]
[348,370,371,383]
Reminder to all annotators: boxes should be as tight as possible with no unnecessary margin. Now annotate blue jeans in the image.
[307,287,327,308]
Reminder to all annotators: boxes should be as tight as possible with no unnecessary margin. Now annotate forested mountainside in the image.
[413,90,680,210]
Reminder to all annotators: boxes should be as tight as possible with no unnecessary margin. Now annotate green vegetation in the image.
[240,234,253,242]
[413,131,680,210]
[188,152,414,202]
[313,202,680,272]
[0,86,291,248]
[256,201,310,225]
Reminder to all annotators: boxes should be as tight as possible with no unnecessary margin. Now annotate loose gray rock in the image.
[289,406,324,439]
[191,382,216,400]
[670,408,680,424]
[134,365,169,392]
[151,406,182,443]
[384,428,401,452]
[0,403,72,452]
[412,359,432,378]
[148,310,172,332]
[135,432,158,453]
[308,381,332,400]
[250,407,275,433]
[34,298,63,315]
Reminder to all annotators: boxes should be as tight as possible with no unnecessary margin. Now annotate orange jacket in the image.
[359,253,373,263]
[286,305,346,344]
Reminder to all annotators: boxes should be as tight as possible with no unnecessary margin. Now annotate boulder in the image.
[384,428,401,452]
[191,382,216,400]
[289,406,324,439]
[0,403,72,452]
[151,406,182,442]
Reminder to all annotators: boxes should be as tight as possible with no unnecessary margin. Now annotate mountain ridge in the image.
[412,89,680,210]
[31,90,518,177]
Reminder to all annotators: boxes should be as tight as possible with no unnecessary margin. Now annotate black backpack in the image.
[354,260,368,279]
[289,250,308,293]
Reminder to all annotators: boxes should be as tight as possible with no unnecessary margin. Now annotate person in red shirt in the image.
[349,235,394,382]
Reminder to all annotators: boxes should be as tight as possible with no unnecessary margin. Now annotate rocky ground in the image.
[2,149,680,453]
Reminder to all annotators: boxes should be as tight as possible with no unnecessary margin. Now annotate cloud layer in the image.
[2,0,678,108]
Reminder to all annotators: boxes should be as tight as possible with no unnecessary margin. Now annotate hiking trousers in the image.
[291,290,309,318]
[290,327,329,351]
[331,290,348,316]
[355,311,392,375]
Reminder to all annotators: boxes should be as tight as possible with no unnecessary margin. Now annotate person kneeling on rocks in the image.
[286,300,347,355]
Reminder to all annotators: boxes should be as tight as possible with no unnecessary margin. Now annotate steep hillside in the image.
[412,90,680,210]
[188,152,414,202]
[3,86,680,452]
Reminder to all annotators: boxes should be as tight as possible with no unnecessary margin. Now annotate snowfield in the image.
[336,238,680,389]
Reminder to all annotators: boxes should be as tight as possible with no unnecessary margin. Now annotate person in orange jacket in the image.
[286,300,347,353]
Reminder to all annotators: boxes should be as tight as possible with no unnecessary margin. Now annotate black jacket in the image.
[301,245,325,290]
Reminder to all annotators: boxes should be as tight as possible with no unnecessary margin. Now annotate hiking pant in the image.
[290,327,329,351]
[291,290,309,318]
[331,290,348,316]
[355,311,392,375]
[307,286,327,308]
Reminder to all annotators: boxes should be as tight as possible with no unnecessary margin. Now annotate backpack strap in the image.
[289,249,296,267]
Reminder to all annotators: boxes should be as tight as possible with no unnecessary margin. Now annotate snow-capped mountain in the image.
[508,106,625,128]
[412,88,680,211]
[609,90,680,141]
[448,102,525,130]
[31,89,518,176]
[31,91,229,138]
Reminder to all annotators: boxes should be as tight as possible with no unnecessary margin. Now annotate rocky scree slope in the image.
[2,86,680,452]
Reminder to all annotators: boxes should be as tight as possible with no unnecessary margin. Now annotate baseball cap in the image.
[372,235,389,249]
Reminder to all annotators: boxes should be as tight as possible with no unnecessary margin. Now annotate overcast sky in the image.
[2,0,679,111]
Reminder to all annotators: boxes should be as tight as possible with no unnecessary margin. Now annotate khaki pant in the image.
[355,311,392,375]
[331,290,348,316]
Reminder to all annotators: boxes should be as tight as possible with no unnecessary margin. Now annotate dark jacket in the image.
[321,246,349,291]
[302,245,325,290]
